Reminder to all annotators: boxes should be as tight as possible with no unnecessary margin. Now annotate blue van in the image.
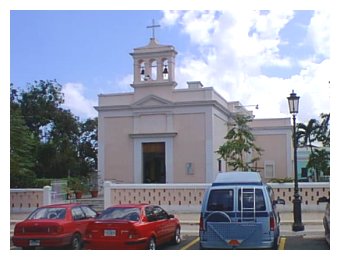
[199,171,284,249]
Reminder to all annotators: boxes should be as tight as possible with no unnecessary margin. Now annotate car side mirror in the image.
[273,198,285,205]
[168,214,175,219]
[317,196,330,204]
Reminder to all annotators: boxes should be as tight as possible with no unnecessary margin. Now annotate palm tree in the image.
[296,119,319,152]
[317,113,330,147]
[297,114,330,182]
[216,114,263,171]
[307,149,330,182]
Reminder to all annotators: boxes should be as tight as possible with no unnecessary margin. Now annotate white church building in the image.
[95,34,294,186]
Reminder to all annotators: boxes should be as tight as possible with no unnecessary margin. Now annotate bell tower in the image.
[130,20,177,89]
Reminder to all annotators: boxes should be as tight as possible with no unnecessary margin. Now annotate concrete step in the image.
[75,197,104,212]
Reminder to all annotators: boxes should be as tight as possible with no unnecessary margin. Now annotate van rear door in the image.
[200,186,273,249]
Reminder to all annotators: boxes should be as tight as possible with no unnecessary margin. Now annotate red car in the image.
[84,204,181,250]
[12,203,97,249]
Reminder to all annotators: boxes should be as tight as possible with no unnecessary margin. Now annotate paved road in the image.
[11,235,329,250]
[162,235,330,250]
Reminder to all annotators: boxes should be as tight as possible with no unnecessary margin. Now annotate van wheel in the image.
[199,243,206,250]
[271,237,278,250]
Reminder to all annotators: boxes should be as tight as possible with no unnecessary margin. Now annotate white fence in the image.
[10,182,330,213]
[103,181,330,212]
[10,186,52,213]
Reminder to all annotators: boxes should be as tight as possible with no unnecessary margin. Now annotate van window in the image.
[207,189,234,211]
[238,188,266,211]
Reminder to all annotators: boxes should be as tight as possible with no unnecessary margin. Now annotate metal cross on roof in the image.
[147,19,160,39]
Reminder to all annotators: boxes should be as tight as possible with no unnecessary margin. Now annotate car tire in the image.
[22,246,35,250]
[271,236,279,250]
[172,226,181,245]
[147,237,156,250]
[69,233,82,250]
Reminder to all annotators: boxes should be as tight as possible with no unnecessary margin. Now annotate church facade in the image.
[95,37,294,186]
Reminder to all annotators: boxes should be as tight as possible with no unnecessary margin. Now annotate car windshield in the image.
[97,207,141,221]
[28,207,66,220]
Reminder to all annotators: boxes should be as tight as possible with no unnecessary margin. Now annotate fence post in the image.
[104,181,112,209]
[43,186,52,205]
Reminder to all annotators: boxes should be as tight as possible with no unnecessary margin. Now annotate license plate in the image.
[104,229,116,236]
[29,240,40,246]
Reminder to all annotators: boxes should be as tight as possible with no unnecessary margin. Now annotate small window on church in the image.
[264,161,275,178]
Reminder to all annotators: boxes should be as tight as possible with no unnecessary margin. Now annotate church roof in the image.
[132,38,176,54]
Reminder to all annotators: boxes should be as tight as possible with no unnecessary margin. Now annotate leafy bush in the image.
[68,177,89,192]
[33,178,52,188]
[269,177,294,183]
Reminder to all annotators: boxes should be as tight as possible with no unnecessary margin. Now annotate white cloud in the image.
[307,10,330,59]
[180,11,219,45]
[162,10,330,123]
[62,83,97,119]
[161,10,182,26]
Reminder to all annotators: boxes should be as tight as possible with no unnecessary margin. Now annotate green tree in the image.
[307,149,330,182]
[296,119,319,151]
[216,114,263,171]
[11,80,98,184]
[45,109,80,178]
[317,113,330,147]
[78,118,98,175]
[20,80,64,138]
[10,86,37,187]
[297,113,330,181]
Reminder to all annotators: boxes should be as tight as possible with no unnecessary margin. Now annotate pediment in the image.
[132,95,173,107]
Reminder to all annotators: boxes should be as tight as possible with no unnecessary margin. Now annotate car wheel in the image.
[148,237,156,250]
[70,233,82,250]
[22,246,35,250]
[172,226,181,244]
[271,236,279,250]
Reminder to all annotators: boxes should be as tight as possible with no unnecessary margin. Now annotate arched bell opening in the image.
[139,61,145,81]
[150,60,157,80]
[162,59,169,80]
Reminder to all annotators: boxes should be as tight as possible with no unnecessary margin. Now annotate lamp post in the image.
[287,90,305,232]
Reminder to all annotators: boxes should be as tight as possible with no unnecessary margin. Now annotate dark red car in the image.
[12,203,97,249]
[84,204,181,250]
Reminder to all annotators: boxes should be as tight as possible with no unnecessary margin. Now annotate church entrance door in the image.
[142,142,166,183]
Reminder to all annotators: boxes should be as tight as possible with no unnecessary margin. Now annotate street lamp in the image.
[287,90,305,232]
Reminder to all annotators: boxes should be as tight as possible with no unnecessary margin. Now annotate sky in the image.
[9,8,331,124]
